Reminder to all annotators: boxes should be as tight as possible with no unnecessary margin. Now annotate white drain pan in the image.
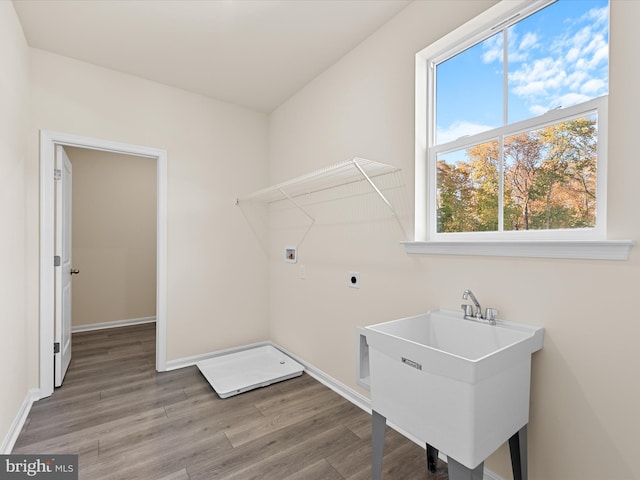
[197,345,304,398]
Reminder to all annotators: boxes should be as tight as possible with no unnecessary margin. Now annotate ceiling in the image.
[13,0,410,113]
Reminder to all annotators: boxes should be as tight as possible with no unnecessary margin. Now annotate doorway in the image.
[39,130,167,398]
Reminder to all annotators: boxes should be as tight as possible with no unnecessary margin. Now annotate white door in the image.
[54,145,73,387]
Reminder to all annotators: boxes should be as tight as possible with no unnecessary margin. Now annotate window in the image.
[420,0,611,243]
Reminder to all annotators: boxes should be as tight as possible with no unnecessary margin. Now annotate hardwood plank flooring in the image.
[13,323,449,479]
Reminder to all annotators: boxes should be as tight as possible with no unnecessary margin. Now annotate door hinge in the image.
[54,255,61,267]
[54,168,62,180]
[54,342,60,354]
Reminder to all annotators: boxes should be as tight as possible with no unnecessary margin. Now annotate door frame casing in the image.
[39,130,168,398]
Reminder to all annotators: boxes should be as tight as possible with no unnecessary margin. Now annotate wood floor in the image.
[14,324,448,479]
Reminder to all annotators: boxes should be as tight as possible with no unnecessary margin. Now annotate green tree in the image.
[538,117,597,228]
[466,141,499,231]
[435,116,597,233]
[437,159,475,232]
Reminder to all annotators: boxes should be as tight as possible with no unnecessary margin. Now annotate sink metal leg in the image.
[426,443,439,473]
[447,457,484,480]
[372,410,386,480]
[509,424,528,480]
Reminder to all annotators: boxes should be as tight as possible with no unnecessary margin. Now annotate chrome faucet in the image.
[461,289,497,325]
[462,289,482,318]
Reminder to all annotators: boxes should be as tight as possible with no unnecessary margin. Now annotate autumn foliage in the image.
[436,116,597,233]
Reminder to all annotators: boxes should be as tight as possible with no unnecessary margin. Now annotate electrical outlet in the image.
[284,247,297,263]
[349,272,360,288]
[299,265,306,279]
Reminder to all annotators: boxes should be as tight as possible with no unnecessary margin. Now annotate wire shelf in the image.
[236,157,406,250]
[236,158,401,204]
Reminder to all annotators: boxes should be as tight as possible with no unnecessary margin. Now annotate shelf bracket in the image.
[352,159,407,239]
[277,185,316,249]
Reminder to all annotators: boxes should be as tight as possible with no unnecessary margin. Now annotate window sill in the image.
[402,240,635,260]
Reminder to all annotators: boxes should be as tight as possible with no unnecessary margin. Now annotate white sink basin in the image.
[358,309,543,469]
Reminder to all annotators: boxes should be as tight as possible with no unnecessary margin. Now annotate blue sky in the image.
[436,0,609,145]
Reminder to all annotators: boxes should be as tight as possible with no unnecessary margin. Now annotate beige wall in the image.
[0,2,30,450]
[65,147,156,327]
[269,1,640,480]
[26,48,270,375]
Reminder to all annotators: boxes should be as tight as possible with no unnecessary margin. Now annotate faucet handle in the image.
[461,304,474,317]
[485,308,498,322]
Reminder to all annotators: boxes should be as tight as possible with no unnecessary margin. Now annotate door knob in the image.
[70,269,80,275]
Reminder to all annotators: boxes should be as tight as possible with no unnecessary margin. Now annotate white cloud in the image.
[437,120,496,145]
[513,81,545,97]
[506,4,609,117]
[519,32,538,51]
[565,47,580,63]
[581,78,606,94]
[529,104,548,116]
[556,92,593,107]
[585,6,609,27]
[567,70,588,90]
[587,42,608,69]
[482,29,539,65]
[482,34,503,63]
[509,57,567,97]
[568,26,593,54]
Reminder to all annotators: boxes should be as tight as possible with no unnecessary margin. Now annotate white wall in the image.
[26,48,271,374]
[0,2,30,451]
[269,1,640,479]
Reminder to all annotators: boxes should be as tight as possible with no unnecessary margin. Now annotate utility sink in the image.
[357,309,543,470]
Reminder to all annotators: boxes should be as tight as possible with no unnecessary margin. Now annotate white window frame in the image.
[429,98,606,242]
[405,0,634,260]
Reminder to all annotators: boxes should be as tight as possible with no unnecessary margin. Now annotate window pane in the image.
[435,33,503,145]
[503,114,598,231]
[436,140,499,232]
[507,1,609,123]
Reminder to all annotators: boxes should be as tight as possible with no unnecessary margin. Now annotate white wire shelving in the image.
[236,158,400,205]
[236,157,406,249]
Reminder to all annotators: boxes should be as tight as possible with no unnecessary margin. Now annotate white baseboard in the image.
[1,388,39,454]
[71,316,156,333]
[164,341,271,371]
[270,342,372,413]
[484,469,505,480]
[167,341,505,480]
